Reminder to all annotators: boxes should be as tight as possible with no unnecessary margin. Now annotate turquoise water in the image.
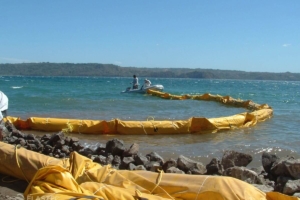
[1,76,300,166]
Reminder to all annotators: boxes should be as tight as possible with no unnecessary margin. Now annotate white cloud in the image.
[282,43,291,47]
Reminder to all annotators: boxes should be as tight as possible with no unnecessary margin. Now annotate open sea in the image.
[1,76,300,167]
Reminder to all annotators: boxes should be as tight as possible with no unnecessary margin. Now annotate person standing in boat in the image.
[144,78,151,87]
[132,75,139,89]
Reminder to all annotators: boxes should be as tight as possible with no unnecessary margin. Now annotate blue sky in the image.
[1,1,299,73]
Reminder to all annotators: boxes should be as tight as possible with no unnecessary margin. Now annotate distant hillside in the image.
[0,63,299,81]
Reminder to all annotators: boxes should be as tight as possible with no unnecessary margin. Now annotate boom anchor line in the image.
[5,90,273,135]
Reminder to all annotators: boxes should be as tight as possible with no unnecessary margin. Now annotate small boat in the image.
[121,84,164,93]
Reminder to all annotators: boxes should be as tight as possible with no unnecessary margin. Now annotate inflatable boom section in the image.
[6,91,273,135]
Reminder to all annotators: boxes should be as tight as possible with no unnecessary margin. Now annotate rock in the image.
[106,138,125,156]
[123,143,139,157]
[120,157,135,169]
[270,156,294,178]
[146,152,164,165]
[283,179,300,195]
[177,155,207,175]
[223,166,263,184]
[112,155,121,169]
[221,150,252,170]
[274,176,292,193]
[206,158,223,175]
[94,155,107,165]
[166,167,185,174]
[162,158,177,172]
[134,153,149,166]
[283,159,300,179]
[135,165,146,171]
[145,161,162,172]
[128,163,137,170]
[262,152,279,174]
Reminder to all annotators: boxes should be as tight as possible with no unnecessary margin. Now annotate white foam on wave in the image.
[11,86,23,89]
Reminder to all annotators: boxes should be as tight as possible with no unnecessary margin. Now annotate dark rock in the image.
[16,138,26,146]
[43,145,54,155]
[177,155,207,174]
[283,159,300,179]
[123,143,139,157]
[223,166,263,184]
[106,138,125,156]
[274,176,292,193]
[48,132,64,146]
[94,155,107,165]
[206,158,223,175]
[162,158,177,172]
[120,157,135,169]
[11,130,25,138]
[72,142,85,152]
[262,152,279,174]
[61,145,70,155]
[95,143,106,155]
[144,161,162,172]
[134,153,149,166]
[270,156,294,178]
[26,133,35,140]
[221,150,252,170]
[146,152,164,165]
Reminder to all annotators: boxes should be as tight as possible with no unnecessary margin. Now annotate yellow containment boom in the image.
[6,91,273,135]
[0,142,295,200]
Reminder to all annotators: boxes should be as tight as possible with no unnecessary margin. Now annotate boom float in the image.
[6,90,273,135]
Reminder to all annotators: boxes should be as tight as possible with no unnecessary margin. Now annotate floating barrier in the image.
[0,142,293,200]
[6,91,273,135]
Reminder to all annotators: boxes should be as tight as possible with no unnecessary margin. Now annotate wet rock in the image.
[262,152,279,174]
[223,166,263,184]
[221,150,252,170]
[123,143,139,157]
[106,138,125,156]
[177,155,207,175]
[206,158,223,175]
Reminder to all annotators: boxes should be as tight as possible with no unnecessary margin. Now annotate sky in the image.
[0,1,299,73]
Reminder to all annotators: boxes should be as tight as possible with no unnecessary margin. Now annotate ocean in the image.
[1,76,300,167]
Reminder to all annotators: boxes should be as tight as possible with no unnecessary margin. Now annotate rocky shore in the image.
[1,121,300,198]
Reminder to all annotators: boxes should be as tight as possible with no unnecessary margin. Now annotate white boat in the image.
[121,84,164,93]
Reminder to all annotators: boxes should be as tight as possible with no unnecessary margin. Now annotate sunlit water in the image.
[1,76,300,167]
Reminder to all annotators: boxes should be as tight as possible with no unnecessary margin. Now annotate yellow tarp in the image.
[0,142,296,200]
